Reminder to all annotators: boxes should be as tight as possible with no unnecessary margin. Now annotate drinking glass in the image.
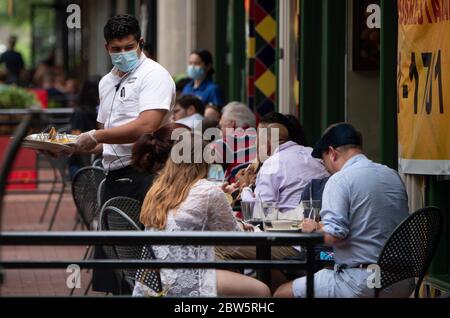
[241,201,255,221]
[300,200,321,222]
[261,202,280,231]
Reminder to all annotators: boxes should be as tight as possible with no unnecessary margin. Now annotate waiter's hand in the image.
[75,129,98,152]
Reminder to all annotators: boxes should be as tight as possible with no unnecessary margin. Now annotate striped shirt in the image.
[213,128,257,182]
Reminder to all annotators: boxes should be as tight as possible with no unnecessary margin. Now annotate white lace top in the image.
[133,179,241,297]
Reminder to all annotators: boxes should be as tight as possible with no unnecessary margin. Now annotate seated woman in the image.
[92,123,189,295]
[133,132,270,297]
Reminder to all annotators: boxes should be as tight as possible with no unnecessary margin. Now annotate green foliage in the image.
[0,85,38,108]
[0,0,53,67]
[0,0,31,27]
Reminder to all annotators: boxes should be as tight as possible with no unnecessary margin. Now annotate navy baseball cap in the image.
[311,123,362,158]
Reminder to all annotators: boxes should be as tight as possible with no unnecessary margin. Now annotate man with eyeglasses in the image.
[274,123,415,298]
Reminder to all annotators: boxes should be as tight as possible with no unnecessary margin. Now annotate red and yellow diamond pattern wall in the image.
[247,0,277,115]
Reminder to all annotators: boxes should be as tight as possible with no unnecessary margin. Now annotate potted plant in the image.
[0,86,39,135]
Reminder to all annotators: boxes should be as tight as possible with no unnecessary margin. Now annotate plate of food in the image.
[21,127,79,152]
[263,220,302,233]
[264,228,302,233]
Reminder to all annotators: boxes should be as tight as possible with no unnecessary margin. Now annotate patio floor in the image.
[0,169,103,296]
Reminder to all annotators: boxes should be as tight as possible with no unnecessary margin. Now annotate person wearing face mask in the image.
[60,14,175,294]
[69,14,175,204]
[181,49,224,122]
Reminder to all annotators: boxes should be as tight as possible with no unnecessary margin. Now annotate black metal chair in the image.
[99,196,143,229]
[99,203,141,294]
[92,158,103,169]
[68,166,106,296]
[97,178,106,210]
[97,197,143,292]
[71,166,106,231]
[135,245,164,296]
[375,206,443,298]
[81,197,141,295]
[98,197,162,295]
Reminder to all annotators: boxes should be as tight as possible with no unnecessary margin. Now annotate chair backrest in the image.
[92,158,103,169]
[98,197,161,294]
[99,196,143,230]
[135,245,163,296]
[97,178,106,209]
[71,166,106,229]
[98,197,142,286]
[376,206,443,298]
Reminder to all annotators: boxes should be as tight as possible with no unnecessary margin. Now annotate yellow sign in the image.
[397,0,450,174]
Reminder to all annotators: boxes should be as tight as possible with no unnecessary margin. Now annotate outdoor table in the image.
[252,226,304,285]
[0,231,324,298]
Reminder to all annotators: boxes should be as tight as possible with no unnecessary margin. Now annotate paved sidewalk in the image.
[1,169,104,296]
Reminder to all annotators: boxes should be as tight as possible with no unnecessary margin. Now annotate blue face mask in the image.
[187,65,206,80]
[110,49,140,73]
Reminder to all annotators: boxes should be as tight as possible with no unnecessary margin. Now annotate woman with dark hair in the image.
[182,49,224,121]
[131,122,190,174]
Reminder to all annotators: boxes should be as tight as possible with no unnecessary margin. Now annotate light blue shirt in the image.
[320,154,409,266]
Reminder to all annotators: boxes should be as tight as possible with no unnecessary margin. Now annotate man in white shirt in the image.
[73,14,175,294]
[74,14,175,202]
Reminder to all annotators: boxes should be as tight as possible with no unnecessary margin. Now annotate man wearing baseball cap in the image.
[275,123,415,298]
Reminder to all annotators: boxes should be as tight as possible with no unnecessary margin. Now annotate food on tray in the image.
[48,127,57,141]
[19,129,78,152]
[43,127,75,144]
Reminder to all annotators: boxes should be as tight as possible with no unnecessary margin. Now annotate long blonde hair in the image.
[140,132,210,229]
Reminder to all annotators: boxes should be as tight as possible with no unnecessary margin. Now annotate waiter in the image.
[73,14,175,294]
[75,14,175,203]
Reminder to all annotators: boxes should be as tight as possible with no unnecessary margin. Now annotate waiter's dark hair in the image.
[104,14,141,43]
[191,49,214,79]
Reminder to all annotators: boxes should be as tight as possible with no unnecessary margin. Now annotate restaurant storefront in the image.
[2,0,448,297]
[78,0,450,296]
[215,0,450,296]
